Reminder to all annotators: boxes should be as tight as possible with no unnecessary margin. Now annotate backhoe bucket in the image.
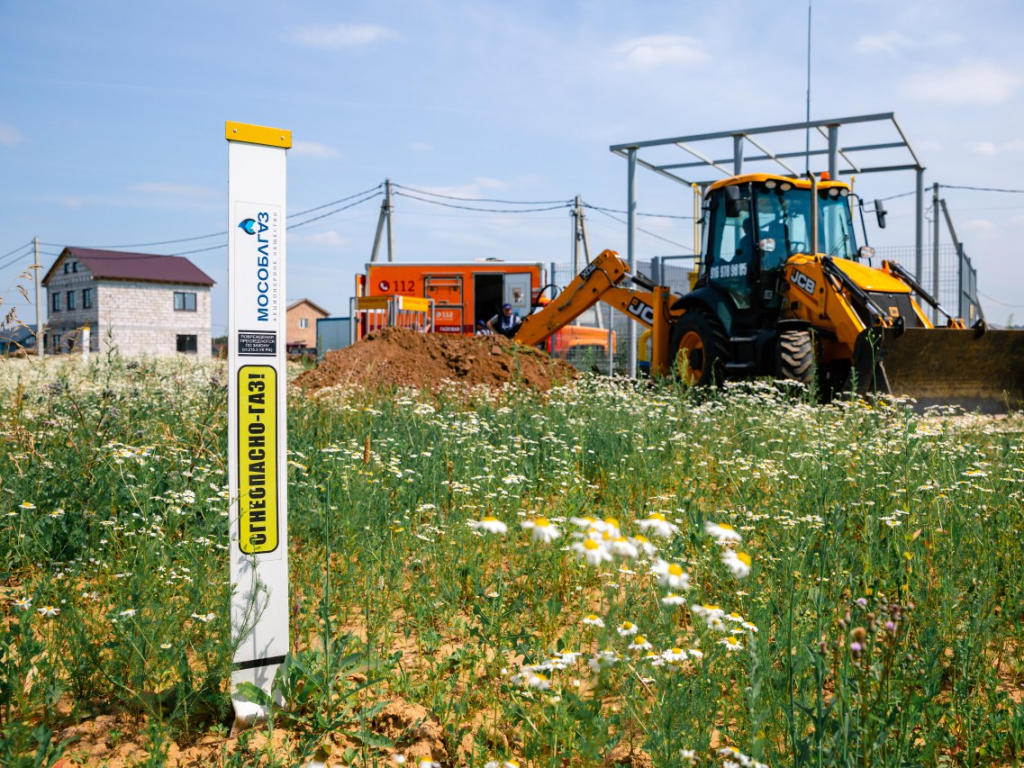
[874,328,1024,413]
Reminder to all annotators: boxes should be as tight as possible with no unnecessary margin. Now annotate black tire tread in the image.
[669,309,730,385]
[777,329,815,384]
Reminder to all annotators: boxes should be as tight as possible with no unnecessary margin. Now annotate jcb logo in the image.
[627,298,654,324]
[791,271,816,295]
[579,262,598,281]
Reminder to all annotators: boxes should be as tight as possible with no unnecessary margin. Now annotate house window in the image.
[72,262,78,273]
[299,318,309,329]
[63,263,70,274]
[66,291,76,310]
[176,334,198,354]
[82,288,93,309]
[52,292,61,312]
[52,334,62,350]
[174,292,197,312]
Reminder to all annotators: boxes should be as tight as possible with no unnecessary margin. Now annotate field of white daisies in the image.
[1,354,1023,767]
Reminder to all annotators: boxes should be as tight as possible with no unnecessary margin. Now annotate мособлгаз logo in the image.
[238,218,257,235]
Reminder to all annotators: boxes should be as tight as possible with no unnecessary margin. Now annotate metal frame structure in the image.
[610,112,928,377]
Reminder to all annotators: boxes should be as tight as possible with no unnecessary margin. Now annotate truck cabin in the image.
[700,174,860,309]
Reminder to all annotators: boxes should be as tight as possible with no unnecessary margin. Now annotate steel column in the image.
[627,147,637,378]
[827,124,839,178]
[915,168,925,282]
[932,182,941,323]
[733,135,744,175]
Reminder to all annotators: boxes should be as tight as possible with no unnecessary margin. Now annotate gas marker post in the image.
[226,121,291,723]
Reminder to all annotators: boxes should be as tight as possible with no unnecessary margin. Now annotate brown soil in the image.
[295,327,577,394]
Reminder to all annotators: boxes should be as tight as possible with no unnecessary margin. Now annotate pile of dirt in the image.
[296,327,577,394]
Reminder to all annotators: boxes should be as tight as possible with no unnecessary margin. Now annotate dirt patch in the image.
[372,699,448,762]
[295,327,577,395]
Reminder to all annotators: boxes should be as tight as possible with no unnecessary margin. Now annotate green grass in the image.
[1,355,1023,766]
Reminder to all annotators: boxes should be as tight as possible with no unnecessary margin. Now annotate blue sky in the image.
[4,0,1024,333]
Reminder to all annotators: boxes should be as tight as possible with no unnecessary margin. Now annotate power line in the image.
[977,290,1024,309]
[288,184,385,218]
[0,247,35,272]
[172,191,386,255]
[0,241,33,261]
[589,207,692,252]
[582,203,693,220]
[394,190,571,214]
[392,183,569,206]
[286,190,384,230]
[943,184,1024,194]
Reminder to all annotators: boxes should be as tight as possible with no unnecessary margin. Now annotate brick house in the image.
[43,247,215,357]
[286,298,329,354]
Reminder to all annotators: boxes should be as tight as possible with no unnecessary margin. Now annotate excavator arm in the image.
[516,249,678,374]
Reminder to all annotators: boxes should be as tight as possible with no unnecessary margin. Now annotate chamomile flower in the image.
[13,597,32,611]
[628,635,653,651]
[588,650,620,672]
[512,667,551,690]
[572,538,613,566]
[652,560,691,591]
[630,534,658,557]
[720,636,744,652]
[617,620,638,636]
[522,516,561,543]
[469,516,508,535]
[37,605,59,618]
[662,647,688,663]
[704,521,742,543]
[18,501,36,510]
[569,516,598,529]
[637,512,679,538]
[722,550,752,578]
[680,749,698,763]
[610,536,639,559]
[661,593,687,606]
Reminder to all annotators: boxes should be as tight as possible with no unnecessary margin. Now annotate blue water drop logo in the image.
[238,218,256,235]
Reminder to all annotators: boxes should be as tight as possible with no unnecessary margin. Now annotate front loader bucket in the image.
[872,328,1024,414]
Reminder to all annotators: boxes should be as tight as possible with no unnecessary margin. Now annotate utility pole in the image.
[385,178,395,262]
[33,237,43,359]
[932,182,940,324]
[572,196,581,276]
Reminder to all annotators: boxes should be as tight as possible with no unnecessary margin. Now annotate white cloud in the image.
[291,141,342,159]
[409,177,509,199]
[290,23,397,49]
[855,32,915,55]
[303,230,347,246]
[615,35,707,70]
[130,182,218,198]
[0,123,23,147]
[855,32,960,56]
[408,142,433,152]
[969,138,1024,156]
[903,62,1018,106]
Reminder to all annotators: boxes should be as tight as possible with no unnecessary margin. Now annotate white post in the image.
[81,326,90,363]
[225,121,291,725]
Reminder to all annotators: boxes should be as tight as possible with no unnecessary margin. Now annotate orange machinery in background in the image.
[355,261,614,361]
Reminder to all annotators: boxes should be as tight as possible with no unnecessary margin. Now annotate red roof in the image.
[43,247,215,287]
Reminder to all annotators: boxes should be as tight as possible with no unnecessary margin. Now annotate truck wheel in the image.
[669,310,728,385]
[776,329,815,385]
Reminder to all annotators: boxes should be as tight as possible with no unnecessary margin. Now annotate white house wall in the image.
[95,281,212,357]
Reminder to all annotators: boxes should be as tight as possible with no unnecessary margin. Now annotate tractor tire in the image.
[669,309,729,386]
[776,329,815,385]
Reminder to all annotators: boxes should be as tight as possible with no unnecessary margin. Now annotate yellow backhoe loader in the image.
[516,173,1024,413]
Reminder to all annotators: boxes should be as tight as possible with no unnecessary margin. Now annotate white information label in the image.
[226,123,290,719]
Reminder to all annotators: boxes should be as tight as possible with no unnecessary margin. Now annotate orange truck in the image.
[356,261,614,361]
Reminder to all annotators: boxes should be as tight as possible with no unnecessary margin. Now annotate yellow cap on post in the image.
[225,121,292,149]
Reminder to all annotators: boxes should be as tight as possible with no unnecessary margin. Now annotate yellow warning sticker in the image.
[238,365,278,554]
